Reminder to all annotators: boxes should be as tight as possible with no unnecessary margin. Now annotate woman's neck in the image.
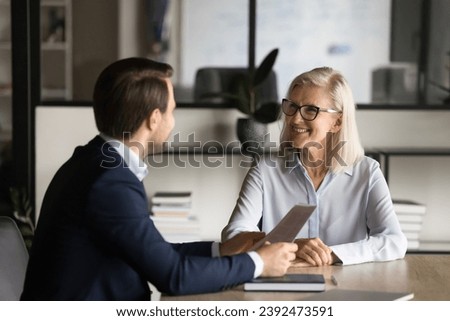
[299,148,328,190]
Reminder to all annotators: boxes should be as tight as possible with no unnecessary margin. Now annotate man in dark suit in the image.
[21,58,297,300]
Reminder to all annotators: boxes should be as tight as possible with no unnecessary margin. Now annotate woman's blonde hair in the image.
[280,67,364,173]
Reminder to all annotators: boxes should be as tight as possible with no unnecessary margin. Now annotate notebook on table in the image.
[244,274,325,292]
[245,204,319,292]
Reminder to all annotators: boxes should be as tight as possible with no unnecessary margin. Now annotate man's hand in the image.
[256,242,298,277]
[295,238,334,266]
[219,232,266,256]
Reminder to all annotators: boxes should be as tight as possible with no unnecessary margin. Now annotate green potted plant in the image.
[235,48,280,154]
[234,48,281,123]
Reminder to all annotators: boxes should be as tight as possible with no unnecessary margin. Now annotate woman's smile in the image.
[291,125,310,134]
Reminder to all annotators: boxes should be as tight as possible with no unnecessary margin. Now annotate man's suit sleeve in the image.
[85,168,255,295]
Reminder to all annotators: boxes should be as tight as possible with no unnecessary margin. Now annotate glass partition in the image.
[39,0,450,108]
[0,0,12,139]
[0,0,13,219]
[257,0,391,104]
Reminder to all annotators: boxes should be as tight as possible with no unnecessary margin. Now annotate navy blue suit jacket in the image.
[21,136,255,300]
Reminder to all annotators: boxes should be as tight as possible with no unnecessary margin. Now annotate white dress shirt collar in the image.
[99,133,149,181]
[283,147,353,176]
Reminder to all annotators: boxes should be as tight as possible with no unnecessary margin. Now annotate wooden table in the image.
[161,254,450,301]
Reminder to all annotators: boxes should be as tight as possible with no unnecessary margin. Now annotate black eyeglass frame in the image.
[281,98,341,121]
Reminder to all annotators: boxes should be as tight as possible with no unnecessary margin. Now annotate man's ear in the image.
[147,108,161,131]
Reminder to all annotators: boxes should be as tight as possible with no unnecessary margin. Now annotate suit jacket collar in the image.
[92,134,149,181]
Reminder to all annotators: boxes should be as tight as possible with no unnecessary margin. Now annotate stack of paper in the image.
[151,192,192,218]
[150,192,200,242]
[151,216,201,243]
[393,199,426,250]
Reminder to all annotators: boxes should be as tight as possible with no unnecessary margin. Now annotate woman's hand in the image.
[294,237,334,266]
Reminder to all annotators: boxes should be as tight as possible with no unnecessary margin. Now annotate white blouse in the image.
[222,152,407,265]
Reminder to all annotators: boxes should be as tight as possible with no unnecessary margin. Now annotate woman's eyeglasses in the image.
[281,98,341,121]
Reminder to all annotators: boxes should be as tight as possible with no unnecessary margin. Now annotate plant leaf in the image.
[253,102,281,123]
[234,76,252,115]
[253,48,279,88]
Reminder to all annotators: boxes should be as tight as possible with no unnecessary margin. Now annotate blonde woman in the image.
[222,67,407,266]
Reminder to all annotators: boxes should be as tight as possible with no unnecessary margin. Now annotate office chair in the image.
[0,216,29,300]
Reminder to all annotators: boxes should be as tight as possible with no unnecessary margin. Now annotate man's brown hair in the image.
[93,57,173,138]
